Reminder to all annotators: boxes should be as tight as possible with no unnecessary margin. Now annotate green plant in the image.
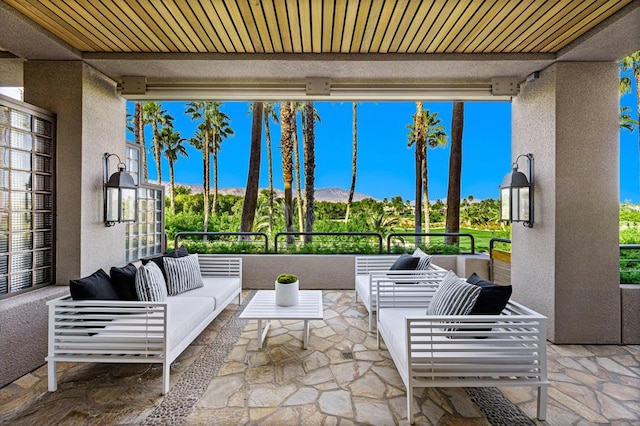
[276,273,298,284]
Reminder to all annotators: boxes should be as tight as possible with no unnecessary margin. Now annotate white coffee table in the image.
[239,290,323,349]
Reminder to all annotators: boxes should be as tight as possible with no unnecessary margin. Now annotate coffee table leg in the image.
[258,319,271,349]
[303,319,309,349]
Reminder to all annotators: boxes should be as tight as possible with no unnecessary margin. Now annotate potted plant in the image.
[275,273,299,307]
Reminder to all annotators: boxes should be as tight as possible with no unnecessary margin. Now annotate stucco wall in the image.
[512,62,620,343]
[23,61,126,283]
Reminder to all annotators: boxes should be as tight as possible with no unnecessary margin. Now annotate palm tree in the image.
[446,102,464,245]
[290,102,305,235]
[408,102,426,245]
[185,102,213,232]
[280,101,294,244]
[134,101,147,180]
[620,51,640,196]
[346,102,358,222]
[210,106,234,215]
[240,102,263,235]
[621,106,639,132]
[303,101,316,243]
[143,102,172,184]
[263,102,279,234]
[161,127,188,214]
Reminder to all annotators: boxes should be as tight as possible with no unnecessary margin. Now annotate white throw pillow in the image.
[135,261,168,302]
[427,271,481,316]
[412,247,433,270]
[163,254,204,296]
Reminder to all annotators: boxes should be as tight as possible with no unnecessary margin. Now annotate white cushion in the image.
[413,247,433,270]
[174,277,240,307]
[166,297,215,346]
[355,275,373,311]
[427,271,480,316]
[164,254,204,296]
[135,261,168,301]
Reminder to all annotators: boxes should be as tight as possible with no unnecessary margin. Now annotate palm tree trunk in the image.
[304,101,315,243]
[203,121,210,233]
[446,102,464,246]
[414,102,424,246]
[280,102,294,245]
[346,102,357,222]
[423,140,430,245]
[212,131,218,215]
[265,108,274,234]
[152,120,162,184]
[240,102,263,237]
[134,101,148,181]
[291,108,304,236]
[169,158,176,214]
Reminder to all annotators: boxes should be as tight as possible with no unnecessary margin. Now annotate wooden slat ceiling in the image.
[3,0,632,55]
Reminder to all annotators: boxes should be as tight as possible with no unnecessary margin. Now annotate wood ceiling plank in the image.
[379,0,409,53]
[427,0,476,53]
[56,0,124,52]
[260,0,283,52]
[370,0,398,52]
[341,0,360,53]
[478,0,539,53]
[7,0,100,51]
[154,0,200,52]
[536,0,629,52]
[310,0,323,53]
[84,0,153,52]
[416,0,459,53]
[134,0,191,52]
[235,0,266,53]
[388,0,422,53]
[215,1,249,52]
[461,0,520,53]
[113,0,175,52]
[516,0,590,52]
[321,0,334,52]
[186,1,225,52]
[350,0,371,52]
[298,0,313,52]
[199,0,237,52]
[162,0,209,52]
[285,1,302,52]
[455,0,503,52]
[406,0,444,53]
[274,1,293,53]
[332,0,347,53]
[359,0,384,52]
[497,0,561,53]
[442,0,497,53]
[222,0,257,53]
[396,1,435,53]
[244,0,273,53]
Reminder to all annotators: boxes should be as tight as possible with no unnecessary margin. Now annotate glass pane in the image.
[34,155,51,173]
[10,110,31,131]
[11,232,33,251]
[0,170,8,190]
[0,191,7,210]
[511,188,519,222]
[34,136,52,155]
[121,188,136,221]
[33,117,52,136]
[11,212,31,231]
[12,192,31,211]
[0,126,8,146]
[34,249,51,267]
[34,175,52,191]
[0,147,8,167]
[10,130,33,151]
[0,212,7,231]
[11,171,32,191]
[11,150,31,170]
[34,194,52,210]
[0,255,7,274]
[106,188,118,221]
[33,212,52,229]
[34,231,52,248]
[0,275,7,294]
[0,107,9,125]
[0,234,7,253]
[11,252,33,272]
[500,188,510,221]
[10,272,32,291]
[519,187,530,221]
[35,268,52,285]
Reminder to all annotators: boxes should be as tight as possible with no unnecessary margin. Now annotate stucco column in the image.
[512,62,620,344]
[23,61,126,284]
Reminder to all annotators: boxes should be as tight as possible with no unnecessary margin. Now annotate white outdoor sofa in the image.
[355,255,447,330]
[375,277,548,424]
[46,255,242,394]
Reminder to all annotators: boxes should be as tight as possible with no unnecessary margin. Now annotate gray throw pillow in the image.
[163,254,204,296]
[135,261,168,302]
[427,271,481,317]
[412,247,432,270]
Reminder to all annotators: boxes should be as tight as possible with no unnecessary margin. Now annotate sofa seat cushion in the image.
[174,277,240,307]
[355,275,373,309]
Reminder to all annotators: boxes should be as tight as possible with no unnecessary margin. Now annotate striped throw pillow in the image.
[413,247,433,270]
[135,261,168,302]
[427,271,481,317]
[164,254,204,296]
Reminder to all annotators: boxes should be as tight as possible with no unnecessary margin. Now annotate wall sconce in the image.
[500,153,534,227]
[104,152,137,227]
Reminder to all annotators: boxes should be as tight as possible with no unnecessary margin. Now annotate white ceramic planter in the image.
[275,280,299,306]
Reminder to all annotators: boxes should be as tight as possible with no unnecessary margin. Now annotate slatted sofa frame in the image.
[46,256,242,395]
[355,255,447,330]
[375,278,548,424]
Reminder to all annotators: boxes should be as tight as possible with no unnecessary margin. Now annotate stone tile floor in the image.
[1,290,639,425]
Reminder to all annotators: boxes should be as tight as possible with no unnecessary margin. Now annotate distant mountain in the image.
[164,182,376,203]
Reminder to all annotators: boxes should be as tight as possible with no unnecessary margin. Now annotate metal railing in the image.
[620,244,640,284]
[489,238,511,285]
[274,232,384,254]
[174,232,269,253]
[386,232,476,254]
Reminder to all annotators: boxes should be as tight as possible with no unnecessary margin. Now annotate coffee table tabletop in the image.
[240,290,324,349]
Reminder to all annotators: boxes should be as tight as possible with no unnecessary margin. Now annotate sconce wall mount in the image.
[500,153,534,228]
[103,152,138,227]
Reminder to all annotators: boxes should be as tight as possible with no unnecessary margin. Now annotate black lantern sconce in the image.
[103,152,137,227]
[500,153,534,228]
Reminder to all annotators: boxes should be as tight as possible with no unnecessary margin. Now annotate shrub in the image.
[276,274,298,284]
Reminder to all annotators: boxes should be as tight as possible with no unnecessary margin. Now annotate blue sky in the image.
[128,73,639,203]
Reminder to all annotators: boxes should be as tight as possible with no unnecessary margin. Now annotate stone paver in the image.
[1,290,639,425]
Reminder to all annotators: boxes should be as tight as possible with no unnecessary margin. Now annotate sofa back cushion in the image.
[110,263,139,301]
[466,273,512,315]
[135,261,168,302]
[164,254,204,296]
[70,269,119,300]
